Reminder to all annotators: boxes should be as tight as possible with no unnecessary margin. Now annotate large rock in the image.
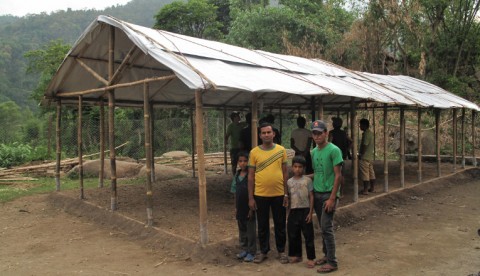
[67,159,142,179]
[138,164,189,181]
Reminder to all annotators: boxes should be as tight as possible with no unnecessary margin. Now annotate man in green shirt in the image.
[359,118,376,195]
[225,112,247,174]
[310,120,343,273]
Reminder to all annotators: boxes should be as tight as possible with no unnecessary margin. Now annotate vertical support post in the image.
[195,89,208,246]
[223,107,228,174]
[399,107,405,188]
[417,108,422,183]
[351,98,358,202]
[78,96,84,199]
[473,110,477,167]
[252,93,258,148]
[435,109,441,177]
[373,107,376,160]
[452,109,457,172]
[310,96,315,121]
[383,104,388,192]
[99,100,105,188]
[150,104,155,183]
[279,107,283,144]
[108,26,117,211]
[190,108,196,177]
[461,108,465,168]
[55,100,62,191]
[143,82,154,226]
[318,96,324,120]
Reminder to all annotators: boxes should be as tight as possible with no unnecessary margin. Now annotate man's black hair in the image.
[259,122,273,130]
[360,118,370,128]
[296,116,306,128]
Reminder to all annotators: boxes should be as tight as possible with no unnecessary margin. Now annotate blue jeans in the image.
[313,192,338,267]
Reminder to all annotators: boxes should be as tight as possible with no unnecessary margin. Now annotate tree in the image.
[24,39,70,109]
[0,101,23,144]
[154,0,223,39]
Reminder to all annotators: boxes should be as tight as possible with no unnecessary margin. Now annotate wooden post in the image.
[310,96,315,121]
[78,96,84,199]
[435,109,441,177]
[47,114,53,157]
[99,100,105,188]
[55,100,62,191]
[473,110,477,167]
[252,93,258,148]
[417,107,422,183]
[190,108,196,178]
[143,82,154,226]
[383,104,388,192]
[108,26,117,210]
[461,108,465,168]
[399,107,405,188]
[223,107,227,174]
[318,96,324,120]
[452,109,457,172]
[195,89,208,246]
[351,98,358,202]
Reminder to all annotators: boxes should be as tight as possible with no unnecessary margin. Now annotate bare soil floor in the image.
[1,161,479,275]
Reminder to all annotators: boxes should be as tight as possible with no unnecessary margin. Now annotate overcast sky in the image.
[0,0,131,16]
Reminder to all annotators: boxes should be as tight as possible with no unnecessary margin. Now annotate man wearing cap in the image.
[310,120,343,273]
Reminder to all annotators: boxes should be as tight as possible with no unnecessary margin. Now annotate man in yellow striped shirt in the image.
[248,122,289,264]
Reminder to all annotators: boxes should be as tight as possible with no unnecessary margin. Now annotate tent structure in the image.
[44,15,479,245]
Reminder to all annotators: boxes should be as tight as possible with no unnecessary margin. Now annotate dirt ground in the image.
[1,161,479,275]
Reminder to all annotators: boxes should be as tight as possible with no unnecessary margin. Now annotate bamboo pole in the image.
[77,96,84,199]
[47,114,53,157]
[318,96,324,120]
[399,106,405,188]
[150,104,156,183]
[373,107,376,160]
[461,108,465,168]
[223,107,227,174]
[473,110,477,167]
[143,82,154,226]
[452,109,457,173]
[310,96,315,121]
[417,107,422,183]
[190,108,196,178]
[383,104,388,192]
[99,100,105,188]
[56,75,177,98]
[279,107,283,144]
[195,89,208,246]
[351,98,358,202]
[436,109,441,177]
[252,93,258,148]
[108,26,118,211]
[55,100,62,191]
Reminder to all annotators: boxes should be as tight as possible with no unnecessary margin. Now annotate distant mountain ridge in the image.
[0,0,175,110]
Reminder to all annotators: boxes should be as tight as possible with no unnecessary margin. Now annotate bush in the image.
[0,143,51,168]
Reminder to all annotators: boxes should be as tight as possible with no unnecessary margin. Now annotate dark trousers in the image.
[313,192,338,267]
[237,213,257,254]
[287,208,316,260]
[255,195,286,254]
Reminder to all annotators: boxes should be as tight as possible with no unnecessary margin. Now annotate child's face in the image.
[238,156,248,170]
[292,163,304,176]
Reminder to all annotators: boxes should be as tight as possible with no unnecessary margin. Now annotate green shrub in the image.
[0,143,52,168]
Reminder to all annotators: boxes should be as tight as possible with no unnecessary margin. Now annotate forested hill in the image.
[0,0,174,110]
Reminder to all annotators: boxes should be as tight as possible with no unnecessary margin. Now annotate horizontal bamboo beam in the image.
[56,74,177,97]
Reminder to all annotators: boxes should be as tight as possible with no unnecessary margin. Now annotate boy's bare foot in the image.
[306,259,315,268]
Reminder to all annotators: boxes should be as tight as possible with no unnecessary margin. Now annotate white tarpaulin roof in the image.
[44,15,480,111]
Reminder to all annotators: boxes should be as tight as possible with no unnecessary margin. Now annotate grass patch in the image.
[0,177,99,203]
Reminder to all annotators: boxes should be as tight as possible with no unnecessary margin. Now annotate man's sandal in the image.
[253,253,267,264]
[317,264,338,273]
[306,259,316,268]
[315,257,328,266]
